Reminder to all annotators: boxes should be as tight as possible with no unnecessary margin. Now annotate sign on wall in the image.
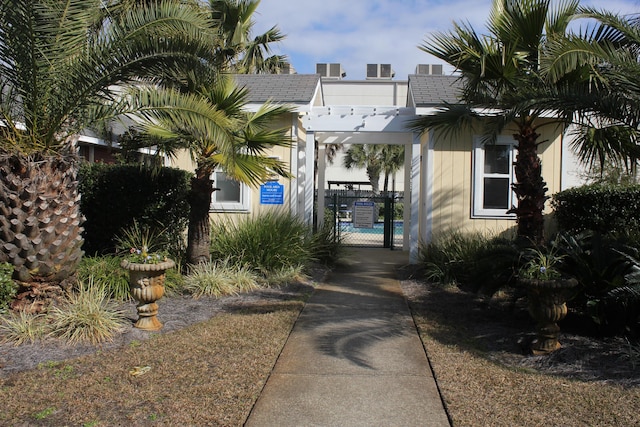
[260,181,284,205]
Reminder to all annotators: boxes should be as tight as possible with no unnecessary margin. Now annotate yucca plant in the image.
[0,0,216,282]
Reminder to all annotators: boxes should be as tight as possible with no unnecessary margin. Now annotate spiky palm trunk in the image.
[510,127,548,246]
[0,153,84,282]
[186,170,214,265]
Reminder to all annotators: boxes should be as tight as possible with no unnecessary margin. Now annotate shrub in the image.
[552,184,640,234]
[0,262,16,313]
[556,232,640,335]
[210,211,316,275]
[184,260,260,298]
[78,163,191,257]
[48,281,128,345]
[0,311,46,345]
[419,231,520,294]
[77,256,131,301]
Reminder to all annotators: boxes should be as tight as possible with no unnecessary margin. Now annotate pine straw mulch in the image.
[0,280,315,426]
[400,278,640,427]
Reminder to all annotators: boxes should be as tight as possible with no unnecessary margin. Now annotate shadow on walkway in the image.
[245,248,450,427]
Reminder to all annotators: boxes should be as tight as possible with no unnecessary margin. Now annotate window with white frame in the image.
[211,171,250,212]
[472,137,517,218]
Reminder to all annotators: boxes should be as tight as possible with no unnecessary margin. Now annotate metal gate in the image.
[324,191,404,248]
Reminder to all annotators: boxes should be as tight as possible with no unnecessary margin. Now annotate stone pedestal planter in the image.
[121,259,175,331]
[520,277,578,355]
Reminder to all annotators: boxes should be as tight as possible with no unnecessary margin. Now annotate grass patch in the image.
[0,299,304,425]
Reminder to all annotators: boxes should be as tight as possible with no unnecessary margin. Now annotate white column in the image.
[290,119,299,216]
[317,144,326,228]
[408,133,421,263]
[296,131,315,226]
[421,131,435,247]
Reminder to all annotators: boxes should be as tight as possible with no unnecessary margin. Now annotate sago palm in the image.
[126,74,293,264]
[0,0,215,282]
[409,0,580,245]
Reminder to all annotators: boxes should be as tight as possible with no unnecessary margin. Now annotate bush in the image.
[184,260,261,298]
[552,184,640,234]
[556,232,640,335]
[210,211,338,277]
[419,231,520,294]
[47,281,127,345]
[0,262,16,313]
[78,163,191,257]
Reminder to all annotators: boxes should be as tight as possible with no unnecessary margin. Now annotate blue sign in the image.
[260,182,284,205]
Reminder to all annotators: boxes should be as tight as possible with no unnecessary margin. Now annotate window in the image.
[211,171,250,212]
[472,137,516,218]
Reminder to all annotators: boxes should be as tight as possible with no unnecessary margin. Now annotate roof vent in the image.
[415,64,443,75]
[366,64,395,80]
[316,63,346,79]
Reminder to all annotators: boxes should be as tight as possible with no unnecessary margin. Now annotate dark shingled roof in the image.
[408,74,462,107]
[232,74,321,104]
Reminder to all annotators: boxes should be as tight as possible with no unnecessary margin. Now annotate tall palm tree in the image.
[342,144,387,194]
[0,0,215,282]
[410,0,580,245]
[541,7,640,173]
[381,145,405,193]
[126,74,293,265]
[209,0,288,73]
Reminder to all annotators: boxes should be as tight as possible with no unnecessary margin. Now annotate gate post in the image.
[383,197,392,248]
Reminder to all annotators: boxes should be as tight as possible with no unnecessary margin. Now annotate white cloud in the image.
[254,0,639,80]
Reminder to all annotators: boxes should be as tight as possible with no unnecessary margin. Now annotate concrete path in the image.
[245,248,451,427]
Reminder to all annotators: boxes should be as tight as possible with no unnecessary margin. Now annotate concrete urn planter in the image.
[121,259,175,331]
[520,277,578,355]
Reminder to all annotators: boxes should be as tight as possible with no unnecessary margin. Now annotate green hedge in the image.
[552,184,640,234]
[78,163,191,256]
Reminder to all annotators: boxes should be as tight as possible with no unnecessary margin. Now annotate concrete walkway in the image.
[245,248,451,427]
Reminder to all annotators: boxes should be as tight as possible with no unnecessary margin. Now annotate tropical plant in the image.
[409,0,581,245]
[126,74,293,265]
[115,221,170,265]
[209,0,288,73]
[0,0,215,282]
[541,7,640,173]
[342,144,403,194]
[518,245,565,280]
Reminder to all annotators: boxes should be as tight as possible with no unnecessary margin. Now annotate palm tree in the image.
[209,0,288,73]
[541,7,640,173]
[126,74,293,265]
[409,0,580,245]
[343,145,386,194]
[0,0,215,282]
[380,145,405,193]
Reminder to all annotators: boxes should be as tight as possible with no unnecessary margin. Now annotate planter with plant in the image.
[518,245,577,354]
[117,222,175,331]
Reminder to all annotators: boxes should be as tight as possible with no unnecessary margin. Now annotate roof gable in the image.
[408,74,462,107]
[232,74,322,106]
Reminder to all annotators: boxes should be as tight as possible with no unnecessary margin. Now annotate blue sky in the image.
[254,0,640,80]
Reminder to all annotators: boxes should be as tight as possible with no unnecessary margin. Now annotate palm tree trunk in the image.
[0,152,84,282]
[186,171,214,265]
[510,127,548,245]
